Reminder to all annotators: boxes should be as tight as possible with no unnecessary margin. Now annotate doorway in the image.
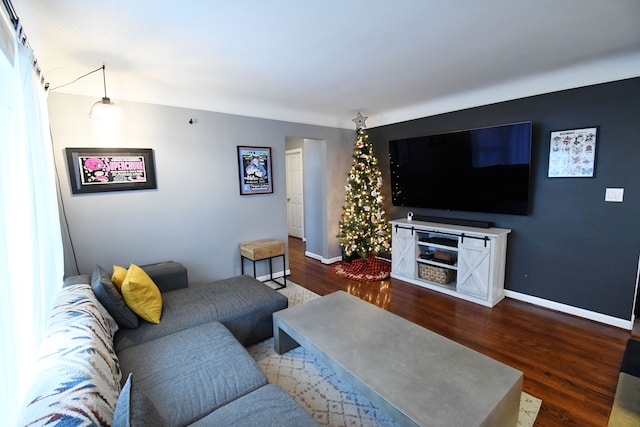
[285,148,304,239]
[284,137,326,259]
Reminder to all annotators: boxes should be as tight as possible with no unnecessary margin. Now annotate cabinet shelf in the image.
[418,237,458,248]
[415,277,456,292]
[390,219,511,308]
[417,241,459,252]
[417,258,458,270]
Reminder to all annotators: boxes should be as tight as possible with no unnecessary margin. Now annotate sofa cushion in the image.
[121,263,163,324]
[112,264,128,291]
[92,264,139,328]
[190,384,319,426]
[113,374,164,427]
[140,260,188,293]
[114,275,287,352]
[17,284,121,426]
[117,321,268,426]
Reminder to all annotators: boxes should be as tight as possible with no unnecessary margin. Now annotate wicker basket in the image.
[418,263,456,284]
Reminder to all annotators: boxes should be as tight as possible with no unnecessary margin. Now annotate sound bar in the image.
[412,215,494,229]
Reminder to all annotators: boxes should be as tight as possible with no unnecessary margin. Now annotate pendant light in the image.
[88,65,124,120]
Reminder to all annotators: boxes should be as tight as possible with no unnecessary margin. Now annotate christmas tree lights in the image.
[337,115,391,261]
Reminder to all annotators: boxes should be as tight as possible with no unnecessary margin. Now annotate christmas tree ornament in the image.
[335,117,392,281]
[352,112,368,129]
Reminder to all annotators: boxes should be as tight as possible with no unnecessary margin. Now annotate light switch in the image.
[605,188,624,202]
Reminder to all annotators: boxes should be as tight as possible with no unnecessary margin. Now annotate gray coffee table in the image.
[273,291,523,427]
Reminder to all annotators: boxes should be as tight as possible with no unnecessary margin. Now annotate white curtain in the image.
[0,28,64,426]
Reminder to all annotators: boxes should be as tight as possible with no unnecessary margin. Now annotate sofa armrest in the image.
[140,261,188,293]
[63,274,91,287]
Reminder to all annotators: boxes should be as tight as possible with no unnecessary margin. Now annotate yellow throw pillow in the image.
[112,265,128,291]
[121,264,162,324]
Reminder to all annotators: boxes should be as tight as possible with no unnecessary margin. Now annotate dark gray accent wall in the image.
[369,78,640,320]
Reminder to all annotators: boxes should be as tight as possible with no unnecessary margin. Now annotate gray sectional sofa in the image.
[18,261,318,426]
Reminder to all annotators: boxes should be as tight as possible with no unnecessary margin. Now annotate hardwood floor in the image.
[286,236,630,427]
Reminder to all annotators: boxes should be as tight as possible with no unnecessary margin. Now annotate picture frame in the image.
[237,146,273,195]
[65,147,157,194]
[548,127,598,178]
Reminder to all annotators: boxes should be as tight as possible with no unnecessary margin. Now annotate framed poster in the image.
[548,127,598,178]
[65,147,157,194]
[237,146,273,195]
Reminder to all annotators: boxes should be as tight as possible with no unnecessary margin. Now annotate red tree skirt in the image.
[333,255,391,281]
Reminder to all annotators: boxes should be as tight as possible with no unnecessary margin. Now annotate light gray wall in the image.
[302,140,324,257]
[49,93,352,283]
[326,137,353,260]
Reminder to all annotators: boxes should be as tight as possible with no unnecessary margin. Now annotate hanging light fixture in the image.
[88,65,124,120]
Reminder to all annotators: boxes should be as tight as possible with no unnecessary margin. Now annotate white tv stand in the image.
[390,219,511,307]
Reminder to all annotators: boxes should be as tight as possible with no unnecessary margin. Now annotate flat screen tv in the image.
[389,121,532,216]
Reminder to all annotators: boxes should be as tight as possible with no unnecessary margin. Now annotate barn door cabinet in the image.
[390,219,511,308]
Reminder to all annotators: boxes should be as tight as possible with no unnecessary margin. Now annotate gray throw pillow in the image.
[113,374,164,427]
[91,265,139,329]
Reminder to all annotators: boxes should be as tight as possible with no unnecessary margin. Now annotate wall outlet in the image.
[605,188,624,202]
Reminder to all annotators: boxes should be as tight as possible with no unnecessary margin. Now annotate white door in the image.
[285,149,304,239]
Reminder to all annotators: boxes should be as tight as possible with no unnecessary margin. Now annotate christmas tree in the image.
[336,113,391,266]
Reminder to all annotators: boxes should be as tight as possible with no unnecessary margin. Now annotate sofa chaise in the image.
[18,261,318,426]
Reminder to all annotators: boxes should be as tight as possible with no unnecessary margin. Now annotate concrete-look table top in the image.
[273,290,523,427]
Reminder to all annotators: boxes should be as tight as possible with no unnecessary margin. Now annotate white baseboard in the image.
[304,251,322,262]
[304,251,342,265]
[505,290,632,330]
[255,269,291,282]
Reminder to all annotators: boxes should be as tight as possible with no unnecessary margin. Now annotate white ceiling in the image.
[12,0,640,129]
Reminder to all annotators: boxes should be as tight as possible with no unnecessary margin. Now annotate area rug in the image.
[253,282,541,426]
[608,338,640,426]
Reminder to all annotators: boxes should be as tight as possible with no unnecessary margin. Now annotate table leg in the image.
[282,253,287,288]
[241,252,286,289]
[269,257,274,281]
[269,254,286,289]
[274,323,300,354]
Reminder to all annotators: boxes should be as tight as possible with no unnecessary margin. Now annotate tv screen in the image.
[389,121,532,216]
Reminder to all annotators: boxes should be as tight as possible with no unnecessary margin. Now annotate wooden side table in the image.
[240,239,286,289]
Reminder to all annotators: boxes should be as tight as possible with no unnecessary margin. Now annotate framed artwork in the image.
[237,146,273,195]
[548,127,598,178]
[65,147,157,194]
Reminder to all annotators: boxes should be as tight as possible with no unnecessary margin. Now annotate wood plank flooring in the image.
[286,236,630,427]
